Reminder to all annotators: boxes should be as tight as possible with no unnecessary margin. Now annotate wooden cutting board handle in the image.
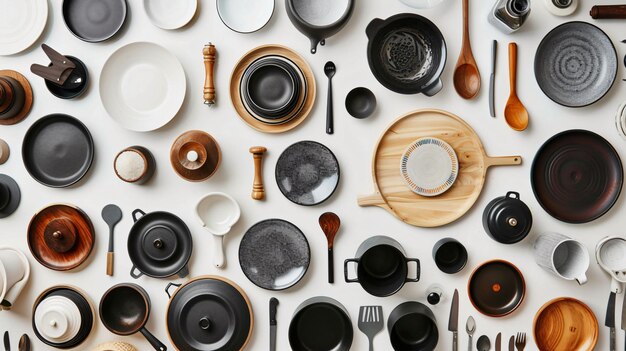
[203,43,216,105]
[250,146,267,200]
[590,5,626,19]
[358,193,388,208]
[485,155,522,168]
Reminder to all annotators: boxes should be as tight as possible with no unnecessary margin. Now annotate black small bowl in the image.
[346,87,376,119]
[242,58,301,119]
[432,238,468,274]
[45,56,89,99]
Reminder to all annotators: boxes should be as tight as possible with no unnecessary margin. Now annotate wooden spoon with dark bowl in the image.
[319,212,340,284]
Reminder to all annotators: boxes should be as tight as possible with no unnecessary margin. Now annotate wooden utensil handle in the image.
[250,146,267,200]
[508,42,517,94]
[485,155,522,167]
[357,193,387,207]
[590,5,626,19]
[106,252,113,276]
[203,43,216,105]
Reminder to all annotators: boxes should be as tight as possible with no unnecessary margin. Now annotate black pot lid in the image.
[275,140,340,206]
[62,0,127,42]
[289,297,353,351]
[468,260,525,317]
[128,210,192,278]
[166,276,253,351]
[0,174,20,218]
[22,114,94,188]
[483,192,532,244]
[239,219,310,290]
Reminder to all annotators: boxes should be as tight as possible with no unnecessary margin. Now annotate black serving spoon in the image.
[102,204,122,276]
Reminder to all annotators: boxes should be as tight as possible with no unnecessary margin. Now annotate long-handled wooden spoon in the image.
[319,212,340,284]
[504,43,529,131]
[453,0,481,99]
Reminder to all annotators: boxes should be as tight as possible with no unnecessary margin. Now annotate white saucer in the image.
[0,0,48,55]
[217,0,274,33]
[400,137,459,197]
[144,0,197,30]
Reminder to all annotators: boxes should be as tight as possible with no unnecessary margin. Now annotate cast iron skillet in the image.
[62,0,128,42]
[468,260,525,317]
[22,114,94,188]
[366,13,446,96]
[127,209,192,279]
[531,129,623,223]
[289,297,353,351]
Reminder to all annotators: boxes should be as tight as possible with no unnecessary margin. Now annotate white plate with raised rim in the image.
[143,0,197,30]
[100,42,186,132]
[0,0,48,56]
[217,0,274,33]
[400,137,459,197]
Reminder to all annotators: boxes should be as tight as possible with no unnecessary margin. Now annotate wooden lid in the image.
[170,130,221,182]
[28,204,95,271]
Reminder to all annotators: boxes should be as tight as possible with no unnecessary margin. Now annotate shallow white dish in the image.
[400,137,459,197]
[0,0,48,56]
[398,0,446,9]
[99,42,186,132]
[143,0,197,30]
[217,0,274,33]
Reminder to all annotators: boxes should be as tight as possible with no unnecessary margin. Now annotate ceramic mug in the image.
[534,232,589,285]
[432,238,468,274]
[344,236,420,297]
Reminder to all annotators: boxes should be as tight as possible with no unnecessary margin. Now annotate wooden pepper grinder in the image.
[250,146,267,200]
[203,43,217,106]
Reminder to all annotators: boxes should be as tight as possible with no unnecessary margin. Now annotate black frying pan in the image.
[289,297,353,351]
[99,283,167,351]
[22,114,94,188]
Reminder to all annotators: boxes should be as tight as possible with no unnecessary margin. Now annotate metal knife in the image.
[449,289,459,351]
[270,297,279,351]
[489,40,497,118]
[508,336,514,351]
[606,291,617,351]
[495,332,501,351]
[622,292,626,351]
[4,331,9,351]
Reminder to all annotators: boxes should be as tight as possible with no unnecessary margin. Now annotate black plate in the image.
[62,0,127,42]
[531,130,623,223]
[468,260,525,317]
[345,87,376,119]
[289,297,353,351]
[167,277,253,351]
[275,140,340,206]
[45,56,88,99]
[22,114,94,188]
[239,219,310,291]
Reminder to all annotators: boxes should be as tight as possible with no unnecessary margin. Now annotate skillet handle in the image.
[132,209,146,222]
[310,38,320,54]
[484,155,522,168]
[140,327,167,351]
[130,266,143,279]
[165,282,182,298]
[422,78,443,97]
[405,258,421,282]
[344,258,360,283]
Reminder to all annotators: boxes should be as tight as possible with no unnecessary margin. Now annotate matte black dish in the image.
[531,130,623,223]
[468,260,525,317]
[432,238,468,274]
[388,301,438,351]
[366,14,446,96]
[242,58,300,118]
[483,191,532,244]
[22,114,94,188]
[346,87,376,119]
[275,140,340,206]
[165,276,253,351]
[44,56,88,99]
[289,297,353,351]
[62,0,127,42]
[286,0,355,54]
[534,21,617,107]
[239,219,310,290]
[33,287,93,349]
[128,209,192,279]
[0,174,20,218]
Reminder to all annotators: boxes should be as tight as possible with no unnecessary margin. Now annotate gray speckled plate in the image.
[239,219,310,290]
[534,21,617,108]
[275,140,340,206]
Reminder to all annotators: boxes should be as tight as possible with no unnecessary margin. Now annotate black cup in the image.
[345,236,420,297]
[388,301,438,351]
[432,238,468,274]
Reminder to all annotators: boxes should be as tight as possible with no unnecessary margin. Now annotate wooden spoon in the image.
[453,0,481,99]
[319,212,340,284]
[504,43,529,131]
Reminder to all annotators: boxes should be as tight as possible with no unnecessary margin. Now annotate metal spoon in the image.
[477,335,491,351]
[324,61,336,134]
[18,335,29,351]
[466,316,476,351]
[101,204,123,276]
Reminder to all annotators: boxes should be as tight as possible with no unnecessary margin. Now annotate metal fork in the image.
[515,332,526,351]
[358,306,384,351]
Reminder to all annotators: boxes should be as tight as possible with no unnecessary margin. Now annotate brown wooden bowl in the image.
[170,130,221,182]
[0,70,33,125]
[533,297,598,351]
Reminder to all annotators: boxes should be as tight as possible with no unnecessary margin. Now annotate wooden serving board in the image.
[358,109,522,227]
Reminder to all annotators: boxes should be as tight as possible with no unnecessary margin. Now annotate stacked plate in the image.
[239,55,308,125]
[616,102,626,140]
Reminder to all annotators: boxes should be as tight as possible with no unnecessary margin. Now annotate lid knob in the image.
[199,317,211,330]
[187,151,198,162]
[44,218,77,253]
[153,238,164,249]
[178,141,207,170]
[507,217,518,227]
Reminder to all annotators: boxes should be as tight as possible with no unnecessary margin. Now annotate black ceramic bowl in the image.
[432,238,468,274]
[388,302,438,351]
[346,87,376,119]
[242,57,301,118]
[45,56,89,99]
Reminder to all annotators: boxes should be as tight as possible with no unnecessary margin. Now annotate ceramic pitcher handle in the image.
[576,274,588,285]
[213,235,225,268]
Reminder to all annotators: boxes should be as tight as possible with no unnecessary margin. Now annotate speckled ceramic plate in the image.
[275,140,340,206]
[400,137,458,196]
[239,219,310,291]
[534,21,617,107]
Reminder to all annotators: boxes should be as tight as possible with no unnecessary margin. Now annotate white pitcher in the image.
[0,247,30,310]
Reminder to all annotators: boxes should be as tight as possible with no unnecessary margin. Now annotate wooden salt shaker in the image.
[203,43,216,105]
[250,146,267,200]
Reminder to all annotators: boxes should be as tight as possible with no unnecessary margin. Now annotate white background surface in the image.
[1,0,626,350]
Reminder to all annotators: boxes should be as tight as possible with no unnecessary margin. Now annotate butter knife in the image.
[449,289,459,351]
[508,336,514,351]
[270,297,279,351]
[3,331,9,351]
[495,332,501,351]
[606,291,616,351]
[489,40,497,118]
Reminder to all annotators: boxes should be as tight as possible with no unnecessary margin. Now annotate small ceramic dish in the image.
[615,102,626,139]
[346,87,376,119]
[468,260,525,317]
[400,137,459,197]
[217,0,275,33]
[114,146,155,184]
[44,56,88,99]
[143,0,197,30]
[62,0,127,42]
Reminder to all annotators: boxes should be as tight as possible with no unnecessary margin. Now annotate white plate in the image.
[217,0,274,33]
[100,42,186,132]
[398,0,446,9]
[400,137,459,197]
[0,0,48,56]
[144,0,197,30]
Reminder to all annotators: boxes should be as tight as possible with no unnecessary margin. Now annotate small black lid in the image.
[483,192,532,244]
